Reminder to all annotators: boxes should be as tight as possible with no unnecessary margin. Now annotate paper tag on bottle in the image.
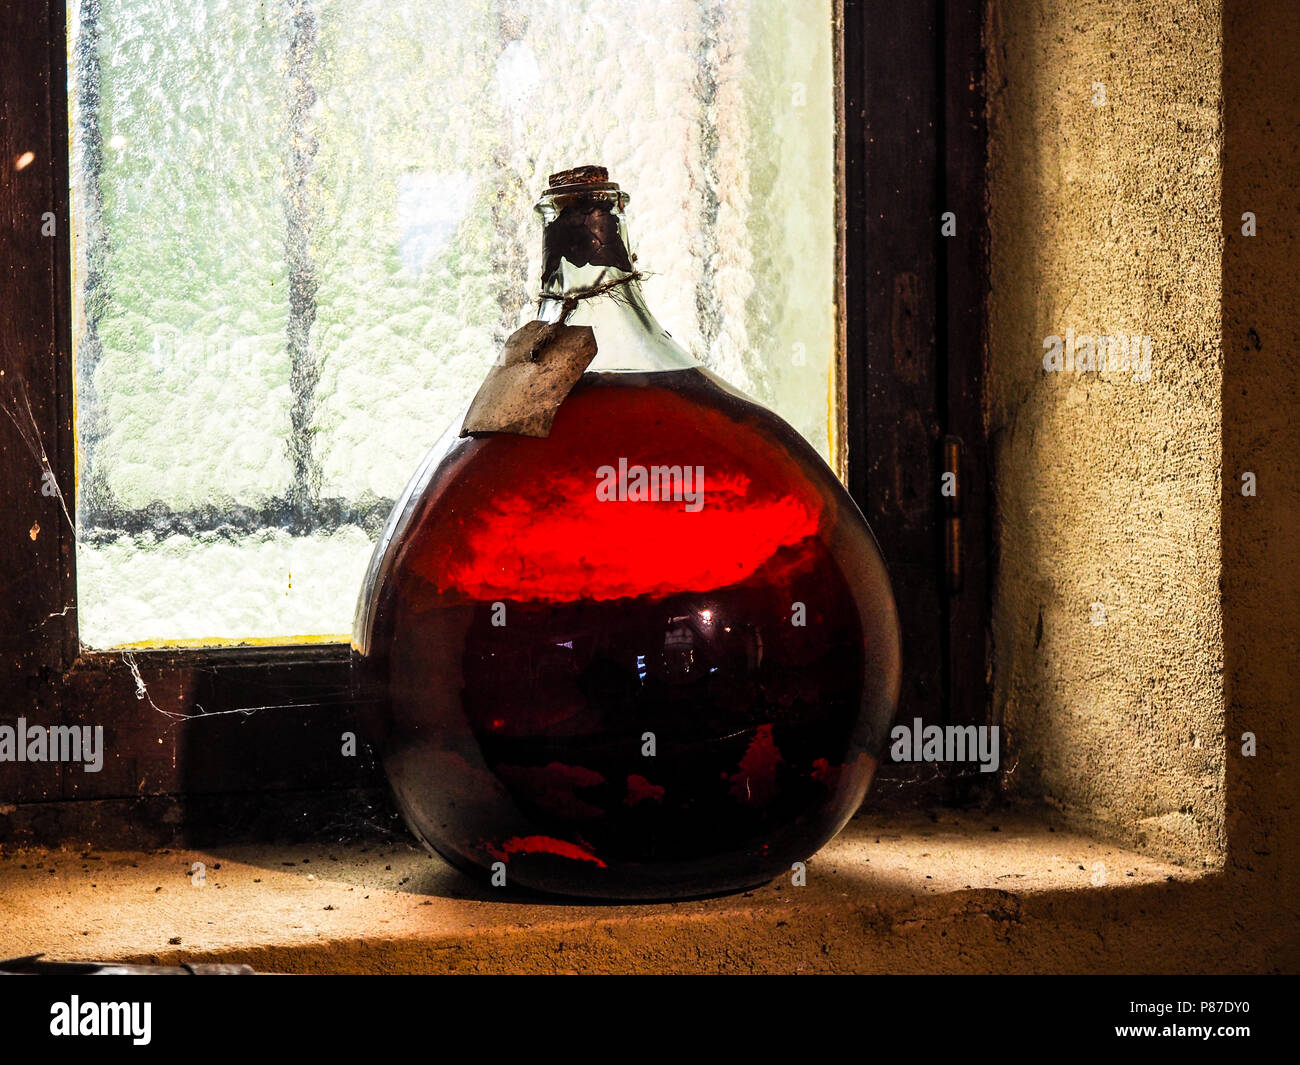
[460,321,598,438]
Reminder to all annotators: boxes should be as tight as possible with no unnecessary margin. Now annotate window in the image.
[68,0,839,649]
[0,0,989,828]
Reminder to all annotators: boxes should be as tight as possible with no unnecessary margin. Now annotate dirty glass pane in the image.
[69,0,837,649]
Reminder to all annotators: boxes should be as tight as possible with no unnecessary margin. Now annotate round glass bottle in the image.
[353,167,901,899]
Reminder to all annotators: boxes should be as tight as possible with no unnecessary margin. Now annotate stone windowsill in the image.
[0,807,1229,974]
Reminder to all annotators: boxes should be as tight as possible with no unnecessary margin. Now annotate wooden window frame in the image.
[0,0,988,842]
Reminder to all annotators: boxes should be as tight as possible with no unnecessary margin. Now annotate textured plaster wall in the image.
[986,0,1226,864]
[1220,0,1300,909]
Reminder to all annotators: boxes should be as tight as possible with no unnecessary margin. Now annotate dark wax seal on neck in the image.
[541,168,632,277]
[543,201,634,276]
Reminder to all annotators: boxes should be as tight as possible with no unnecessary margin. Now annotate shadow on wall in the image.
[1221,0,1300,893]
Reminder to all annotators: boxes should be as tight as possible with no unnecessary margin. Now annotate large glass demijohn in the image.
[353,166,901,899]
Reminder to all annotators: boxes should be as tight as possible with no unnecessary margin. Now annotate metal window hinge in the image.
[942,435,962,594]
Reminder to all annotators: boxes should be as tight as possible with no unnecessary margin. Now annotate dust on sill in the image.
[0,808,1213,974]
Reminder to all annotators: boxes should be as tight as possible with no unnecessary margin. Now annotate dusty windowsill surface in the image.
[0,808,1254,974]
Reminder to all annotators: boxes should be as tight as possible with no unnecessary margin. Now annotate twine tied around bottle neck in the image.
[538,270,647,321]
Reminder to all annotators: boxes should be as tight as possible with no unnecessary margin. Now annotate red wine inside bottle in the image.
[355,366,900,899]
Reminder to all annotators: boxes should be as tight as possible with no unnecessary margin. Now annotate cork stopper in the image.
[547,165,613,190]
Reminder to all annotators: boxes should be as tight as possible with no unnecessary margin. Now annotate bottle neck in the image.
[533,186,696,373]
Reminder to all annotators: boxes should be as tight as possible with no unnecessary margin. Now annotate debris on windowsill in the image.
[0,808,1217,974]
